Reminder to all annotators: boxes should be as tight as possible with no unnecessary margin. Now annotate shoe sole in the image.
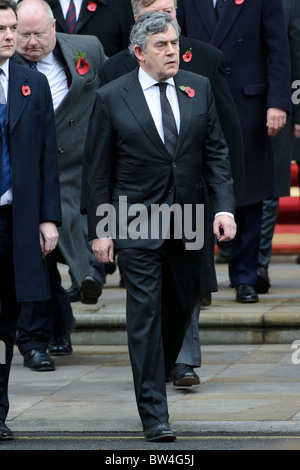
[23,362,55,371]
[236,297,259,303]
[48,350,72,356]
[174,377,200,387]
[81,279,102,304]
[146,433,176,442]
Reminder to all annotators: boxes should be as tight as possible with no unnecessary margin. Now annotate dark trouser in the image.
[16,251,74,355]
[118,239,201,430]
[229,201,263,287]
[258,198,279,270]
[0,206,21,421]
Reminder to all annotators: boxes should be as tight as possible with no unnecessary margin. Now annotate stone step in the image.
[60,254,300,346]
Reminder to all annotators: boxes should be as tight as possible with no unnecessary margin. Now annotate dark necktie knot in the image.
[157,82,168,93]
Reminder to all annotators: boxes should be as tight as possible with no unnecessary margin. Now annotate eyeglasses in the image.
[18,33,48,42]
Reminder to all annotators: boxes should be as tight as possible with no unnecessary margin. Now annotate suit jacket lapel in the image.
[122,70,171,161]
[76,0,107,33]
[8,62,29,131]
[211,0,245,47]
[194,0,218,41]
[47,0,68,32]
[173,71,193,156]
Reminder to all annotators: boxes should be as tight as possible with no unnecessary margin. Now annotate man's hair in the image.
[0,0,17,17]
[131,0,177,17]
[17,0,54,22]
[129,11,180,56]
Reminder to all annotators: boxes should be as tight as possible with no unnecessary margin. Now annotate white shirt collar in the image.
[138,66,175,90]
[0,59,9,80]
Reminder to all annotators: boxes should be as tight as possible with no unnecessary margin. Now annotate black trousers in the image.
[118,238,201,430]
[16,251,74,355]
[0,206,21,421]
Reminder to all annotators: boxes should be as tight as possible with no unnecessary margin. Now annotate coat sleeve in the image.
[39,75,62,226]
[289,0,300,123]
[263,0,291,113]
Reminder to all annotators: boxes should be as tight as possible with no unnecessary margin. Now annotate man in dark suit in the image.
[84,11,236,441]
[0,0,61,440]
[44,0,134,57]
[12,0,107,371]
[97,0,244,388]
[177,0,291,303]
[255,0,300,293]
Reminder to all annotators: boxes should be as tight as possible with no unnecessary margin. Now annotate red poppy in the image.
[183,51,192,63]
[87,2,97,12]
[76,57,90,75]
[182,48,192,63]
[22,85,31,96]
[235,0,244,4]
[185,86,195,98]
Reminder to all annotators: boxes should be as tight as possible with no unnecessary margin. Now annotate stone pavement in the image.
[5,254,300,435]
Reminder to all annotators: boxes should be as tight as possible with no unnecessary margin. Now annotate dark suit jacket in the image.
[85,68,235,292]
[270,0,300,196]
[45,0,134,57]
[177,0,291,206]
[99,35,245,201]
[13,33,106,287]
[4,61,61,302]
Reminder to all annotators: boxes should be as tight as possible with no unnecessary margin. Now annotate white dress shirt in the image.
[0,60,12,206]
[138,66,180,140]
[36,52,68,110]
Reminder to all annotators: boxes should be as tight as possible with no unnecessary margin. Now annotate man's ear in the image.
[133,44,145,63]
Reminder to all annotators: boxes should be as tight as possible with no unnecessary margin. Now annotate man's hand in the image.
[267,108,287,136]
[39,222,59,258]
[92,238,114,264]
[213,215,237,243]
[293,123,300,139]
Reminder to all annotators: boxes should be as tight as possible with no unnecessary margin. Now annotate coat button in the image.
[225,67,232,75]
[172,162,176,167]
[58,147,64,154]
[69,119,74,126]
[237,39,243,46]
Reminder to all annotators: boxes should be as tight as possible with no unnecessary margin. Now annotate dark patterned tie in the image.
[215,0,224,20]
[66,0,77,34]
[0,69,11,196]
[156,82,178,157]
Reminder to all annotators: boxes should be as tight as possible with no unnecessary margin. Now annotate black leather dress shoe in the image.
[169,363,200,387]
[81,276,102,304]
[23,349,56,371]
[236,284,259,303]
[0,420,14,440]
[48,334,73,356]
[66,285,81,302]
[144,422,176,442]
[254,267,270,294]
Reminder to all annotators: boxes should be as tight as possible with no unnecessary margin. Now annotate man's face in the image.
[0,8,17,66]
[134,24,179,82]
[137,0,177,21]
[16,5,56,61]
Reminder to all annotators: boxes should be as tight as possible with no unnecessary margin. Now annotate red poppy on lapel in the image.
[75,50,90,75]
[182,48,192,63]
[179,85,196,99]
[22,85,31,96]
[87,2,97,12]
[235,0,244,4]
